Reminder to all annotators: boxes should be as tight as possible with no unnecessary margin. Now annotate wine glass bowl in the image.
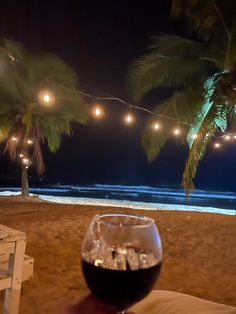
[81,213,162,311]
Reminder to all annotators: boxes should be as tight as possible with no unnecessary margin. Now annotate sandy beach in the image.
[0,196,236,313]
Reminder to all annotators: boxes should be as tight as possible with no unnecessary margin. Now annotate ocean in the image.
[1,184,236,215]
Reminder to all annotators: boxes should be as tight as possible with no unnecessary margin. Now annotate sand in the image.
[0,196,235,313]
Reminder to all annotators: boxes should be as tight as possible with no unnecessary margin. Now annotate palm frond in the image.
[183,101,231,195]
[142,87,204,161]
[149,35,214,60]
[22,103,35,133]
[230,111,236,128]
[27,54,78,92]
[4,126,24,161]
[171,0,236,40]
[31,125,45,175]
[0,39,89,176]
[1,39,26,63]
[0,115,15,143]
[128,35,216,102]
[39,118,61,153]
[224,22,236,70]
[187,74,221,147]
[182,132,211,197]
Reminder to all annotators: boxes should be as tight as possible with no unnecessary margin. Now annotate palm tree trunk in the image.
[21,165,29,197]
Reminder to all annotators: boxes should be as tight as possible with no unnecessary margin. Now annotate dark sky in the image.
[0,0,236,191]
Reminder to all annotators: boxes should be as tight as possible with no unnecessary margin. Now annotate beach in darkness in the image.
[0,196,235,314]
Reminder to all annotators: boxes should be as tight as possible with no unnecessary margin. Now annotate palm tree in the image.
[0,39,88,196]
[129,0,236,196]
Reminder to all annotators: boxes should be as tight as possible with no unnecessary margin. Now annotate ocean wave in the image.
[48,184,236,200]
[39,195,236,215]
[1,185,236,211]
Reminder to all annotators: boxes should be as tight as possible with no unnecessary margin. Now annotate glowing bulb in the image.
[225,135,230,140]
[92,105,103,119]
[19,153,24,158]
[26,166,29,169]
[95,108,101,116]
[153,122,160,130]
[234,135,236,139]
[27,139,33,144]
[192,133,198,139]
[39,90,55,107]
[126,115,132,122]
[12,137,17,141]
[22,158,29,165]
[43,94,50,102]
[124,113,134,124]
[214,142,220,148]
[173,128,180,135]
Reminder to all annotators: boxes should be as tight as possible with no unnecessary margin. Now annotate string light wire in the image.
[77,89,236,140]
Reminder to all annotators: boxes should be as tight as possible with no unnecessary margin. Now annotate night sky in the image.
[0,0,235,192]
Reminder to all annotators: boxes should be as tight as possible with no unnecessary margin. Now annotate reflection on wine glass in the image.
[81,213,163,313]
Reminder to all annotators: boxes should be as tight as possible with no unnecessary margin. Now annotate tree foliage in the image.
[129,1,236,195]
[0,39,88,176]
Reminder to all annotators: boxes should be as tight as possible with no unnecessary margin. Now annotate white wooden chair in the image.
[0,225,33,314]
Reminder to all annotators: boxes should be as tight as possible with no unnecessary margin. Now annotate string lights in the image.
[173,128,181,136]
[153,122,160,130]
[10,135,33,169]
[43,94,50,103]
[124,113,134,124]
[88,96,236,151]
[37,87,235,151]
[38,90,55,107]
[214,143,221,148]
[92,104,103,119]
[22,158,29,165]
[8,85,236,172]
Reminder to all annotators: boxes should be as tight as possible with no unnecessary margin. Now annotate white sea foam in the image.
[49,184,236,200]
[0,189,235,215]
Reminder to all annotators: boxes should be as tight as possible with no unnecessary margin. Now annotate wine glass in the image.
[81,213,163,313]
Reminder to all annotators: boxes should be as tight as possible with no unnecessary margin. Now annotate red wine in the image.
[82,259,161,308]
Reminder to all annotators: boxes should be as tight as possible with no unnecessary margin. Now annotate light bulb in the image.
[173,128,180,135]
[43,94,50,103]
[12,137,17,141]
[92,105,103,118]
[214,142,220,148]
[225,135,230,140]
[39,90,55,107]
[19,153,24,158]
[153,122,160,130]
[22,158,29,165]
[124,113,134,124]
[27,139,33,144]
[192,134,198,139]
[95,108,101,116]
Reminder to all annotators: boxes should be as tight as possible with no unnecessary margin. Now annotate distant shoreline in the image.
[38,195,236,215]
